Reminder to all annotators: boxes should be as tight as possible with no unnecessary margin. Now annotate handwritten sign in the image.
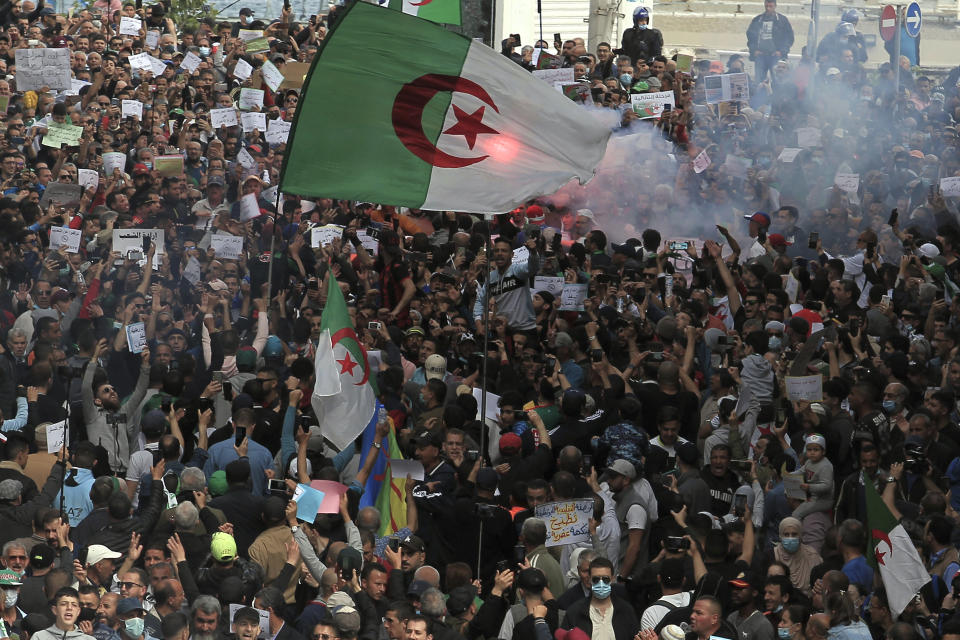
[236,193,259,221]
[125,321,147,354]
[119,16,142,35]
[778,148,802,163]
[241,111,267,133]
[512,245,529,265]
[39,183,82,209]
[236,147,256,169]
[112,229,165,257]
[238,88,264,110]
[128,52,152,71]
[265,119,291,144]
[232,58,253,81]
[121,100,143,120]
[834,173,860,193]
[693,150,711,174]
[228,604,269,638]
[46,420,66,454]
[15,48,71,91]
[940,176,960,197]
[210,107,238,128]
[785,375,823,402]
[77,169,99,191]
[103,152,126,175]
[532,68,574,85]
[533,275,564,297]
[311,224,344,247]
[179,51,201,73]
[145,30,160,49]
[42,122,83,148]
[796,127,821,148]
[260,60,284,92]
[676,53,693,73]
[211,233,244,259]
[535,500,593,547]
[558,283,588,311]
[49,226,82,253]
[631,90,675,119]
[356,228,379,254]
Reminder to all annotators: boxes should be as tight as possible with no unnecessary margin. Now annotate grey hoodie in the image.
[31,624,96,640]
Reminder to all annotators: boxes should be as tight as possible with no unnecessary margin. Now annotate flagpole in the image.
[477,231,492,578]
[265,187,284,305]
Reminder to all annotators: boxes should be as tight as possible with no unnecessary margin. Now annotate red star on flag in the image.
[442,104,498,150]
[337,351,358,376]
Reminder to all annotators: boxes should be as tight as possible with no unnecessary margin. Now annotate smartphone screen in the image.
[888,209,899,226]
[235,425,246,447]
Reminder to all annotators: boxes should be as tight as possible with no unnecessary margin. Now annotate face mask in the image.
[637,23,648,29]
[3,589,17,608]
[591,580,612,599]
[125,618,145,638]
[199,46,210,56]
[781,537,800,553]
[882,400,898,414]
[620,74,632,86]
[769,336,783,351]
[778,627,792,639]
[710,415,721,429]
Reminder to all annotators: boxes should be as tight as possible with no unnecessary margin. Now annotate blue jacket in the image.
[55,467,95,526]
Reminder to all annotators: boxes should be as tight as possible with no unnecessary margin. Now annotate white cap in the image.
[826,67,841,76]
[86,544,122,566]
[765,320,786,333]
[918,243,940,258]
[424,354,447,380]
[576,208,595,220]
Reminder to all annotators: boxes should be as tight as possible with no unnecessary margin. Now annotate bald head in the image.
[413,565,440,587]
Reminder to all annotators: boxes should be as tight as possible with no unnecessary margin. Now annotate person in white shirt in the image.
[640,557,691,630]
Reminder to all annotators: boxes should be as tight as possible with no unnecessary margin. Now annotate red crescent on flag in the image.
[330,327,370,386]
[872,528,893,565]
[409,0,433,5]
[391,74,500,169]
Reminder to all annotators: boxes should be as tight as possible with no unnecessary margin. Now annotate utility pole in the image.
[587,0,619,52]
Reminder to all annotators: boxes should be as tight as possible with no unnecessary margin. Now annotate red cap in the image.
[768,233,792,247]
[792,309,822,337]
[133,163,150,175]
[499,433,522,452]
[525,205,545,224]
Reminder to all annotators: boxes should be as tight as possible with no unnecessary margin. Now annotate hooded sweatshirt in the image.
[31,624,96,640]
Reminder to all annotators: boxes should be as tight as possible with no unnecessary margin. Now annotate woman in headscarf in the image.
[774,516,823,596]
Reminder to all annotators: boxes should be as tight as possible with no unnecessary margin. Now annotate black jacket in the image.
[209,486,266,556]
[746,12,794,57]
[620,26,663,63]
[0,461,63,547]
[562,594,639,639]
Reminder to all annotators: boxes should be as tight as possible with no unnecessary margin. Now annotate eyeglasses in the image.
[311,634,334,640]
[118,582,143,589]
[591,576,611,584]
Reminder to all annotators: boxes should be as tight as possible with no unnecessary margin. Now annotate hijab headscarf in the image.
[775,517,823,594]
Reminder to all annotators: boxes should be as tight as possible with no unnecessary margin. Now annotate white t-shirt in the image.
[641,591,692,630]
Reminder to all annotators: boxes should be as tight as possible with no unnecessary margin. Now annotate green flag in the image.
[279,1,610,213]
[387,0,460,25]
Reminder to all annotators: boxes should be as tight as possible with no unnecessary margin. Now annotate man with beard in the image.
[91,592,122,640]
[188,597,221,640]
[81,339,151,473]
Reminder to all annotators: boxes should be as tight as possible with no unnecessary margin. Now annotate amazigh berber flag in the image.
[279,1,610,214]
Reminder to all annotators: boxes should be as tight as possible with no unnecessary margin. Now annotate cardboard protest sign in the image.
[534,500,593,547]
[631,90,675,119]
[39,183,82,208]
[280,62,310,89]
[15,48,72,91]
[49,226,82,252]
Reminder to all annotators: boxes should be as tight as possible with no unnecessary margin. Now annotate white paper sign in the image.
[227,604,269,638]
[145,30,160,49]
[66,78,91,96]
[78,168,99,191]
[127,52,152,70]
[260,60,283,92]
[119,16,142,35]
[535,500,594,547]
[796,127,821,148]
[49,226,82,253]
[704,72,750,104]
[693,150,711,174]
[630,90,675,119]
[239,193,260,221]
[210,107,238,128]
[238,88,264,110]
[180,52,202,73]
[103,152,126,175]
[512,246,529,264]
[121,100,143,120]
[778,148,802,163]
[237,29,264,42]
[389,459,425,481]
[785,375,823,402]
[211,234,244,259]
[236,147,257,169]
[356,229,379,254]
[471,387,500,423]
[241,111,267,133]
[834,173,860,193]
[183,256,202,285]
[940,176,960,197]
[310,224,344,247]
[532,68,575,85]
[125,321,147,354]
[46,420,66,454]
[112,229,165,257]
[148,56,167,77]
[724,155,751,179]
[558,283,588,311]
[15,48,72,91]
[232,58,253,81]
[265,119,291,144]
[533,275,565,297]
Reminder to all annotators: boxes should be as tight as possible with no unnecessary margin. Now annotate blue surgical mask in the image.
[769,336,783,351]
[778,627,792,639]
[637,23,649,29]
[125,618,145,638]
[882,400,897,414]
[781,537,800,553]
[199,46,210,56]
[591,580,612,599]
[620,74,633,86]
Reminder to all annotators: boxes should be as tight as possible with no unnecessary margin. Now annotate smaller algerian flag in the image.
[387,0,460,25]
[865,475,930,616]
[535,50,561,70]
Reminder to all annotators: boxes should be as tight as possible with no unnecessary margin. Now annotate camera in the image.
[475,503,500,518]
[904,443,928,475]
[665,536,691,552]
[267,478,287,497]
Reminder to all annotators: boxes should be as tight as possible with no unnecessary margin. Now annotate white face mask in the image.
[3,589,18,608]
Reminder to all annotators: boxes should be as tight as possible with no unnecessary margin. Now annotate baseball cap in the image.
[29,544,55,570]
[331,606,361,634]
[400,535,425,553]
[457,333,477,345]
[117,598,146,616]
[607,459,637,480]
[239,6,254,14]
[576,208,595,220]
[207,279,228,292]
[132,163,150,175]
[404,326,425,337]
[406,580,430,598]
[447,585,477,616]
[424,354,446,380]
[525,205,545,224]
[412,430,442,448]
[0,570,21,586]
[85,545,121,566]
[743,212,771,226]
[661,626,686,640]
[826,67,841,76]
[236,346,258,369]
[919,243,941,258]
[499,432,522,452]
[476,468,498,491]
[210,532,238,562]
[729,569,759,590]
[768,233,792,247]
[207,175,225,187]
[208,470,228,496]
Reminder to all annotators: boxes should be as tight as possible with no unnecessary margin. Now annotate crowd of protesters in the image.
[0,1,956,640]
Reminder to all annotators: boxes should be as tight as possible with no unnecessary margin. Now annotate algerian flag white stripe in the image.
[878,523,931,616]
[421,40,612,213]
[312,330,341,396]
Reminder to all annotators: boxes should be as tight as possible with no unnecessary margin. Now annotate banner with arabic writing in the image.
[535,500,594,547]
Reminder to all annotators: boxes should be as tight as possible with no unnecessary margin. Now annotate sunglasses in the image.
[118,582,143,589]
[591,576,611,584]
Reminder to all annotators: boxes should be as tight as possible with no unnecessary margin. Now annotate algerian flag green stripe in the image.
[387,0,461,24]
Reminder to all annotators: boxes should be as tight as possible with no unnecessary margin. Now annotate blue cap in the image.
[263,335,284,358]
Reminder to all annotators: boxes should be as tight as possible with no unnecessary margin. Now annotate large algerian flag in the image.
[865,475,930,616]
[387,0,460,25]
[280,1,610,214]
[311,276,376,451]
